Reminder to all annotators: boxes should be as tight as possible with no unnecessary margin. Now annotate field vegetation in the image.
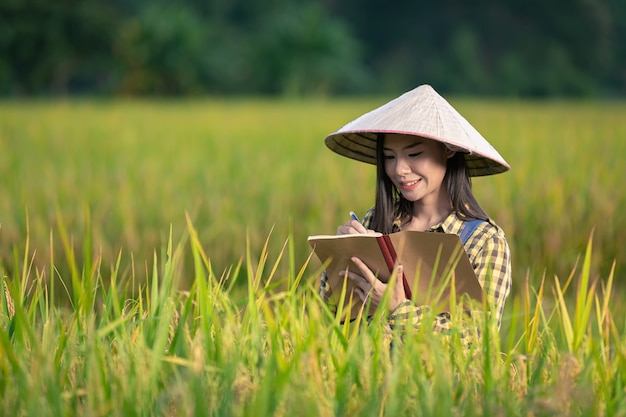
[1,97,625,415]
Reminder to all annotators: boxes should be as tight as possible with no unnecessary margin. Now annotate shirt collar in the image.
[425,211,465,234]
[391,210,470,234]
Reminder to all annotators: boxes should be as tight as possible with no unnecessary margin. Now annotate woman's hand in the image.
[341,257,406,313]
[337,219,375,235]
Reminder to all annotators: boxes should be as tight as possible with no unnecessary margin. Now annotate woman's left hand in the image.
[341,257,406,313]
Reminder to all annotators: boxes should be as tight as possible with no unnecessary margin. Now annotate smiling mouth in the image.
[399,179,421,189]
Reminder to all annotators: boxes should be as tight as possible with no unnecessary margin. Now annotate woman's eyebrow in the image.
[383,141,422,151]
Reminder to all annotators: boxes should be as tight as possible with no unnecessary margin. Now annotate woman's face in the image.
[382,134,455,204]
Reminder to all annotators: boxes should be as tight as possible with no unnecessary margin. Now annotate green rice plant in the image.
[553,232,597,353]
[0,218,623,416]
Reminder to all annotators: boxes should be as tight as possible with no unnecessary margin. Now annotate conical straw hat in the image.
[324,84,509,176]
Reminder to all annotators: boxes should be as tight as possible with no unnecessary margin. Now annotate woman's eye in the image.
[384,154,395,160]
[408,152,422,158]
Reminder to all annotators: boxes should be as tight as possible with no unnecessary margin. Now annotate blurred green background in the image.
[1,0,625,97]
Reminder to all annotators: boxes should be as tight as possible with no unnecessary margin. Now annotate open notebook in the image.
[308,231,484,319]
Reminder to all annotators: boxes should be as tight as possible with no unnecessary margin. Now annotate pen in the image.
[349,211,360,223]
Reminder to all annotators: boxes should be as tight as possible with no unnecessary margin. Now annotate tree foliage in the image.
[0,0,624,96]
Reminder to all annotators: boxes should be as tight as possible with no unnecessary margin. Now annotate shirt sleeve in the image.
[318,271,332,303]
[362,208,375,229]
[388,301,452,332]
[465,226,512,327]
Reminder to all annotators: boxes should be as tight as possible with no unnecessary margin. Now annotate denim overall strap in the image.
[459,219,485,245]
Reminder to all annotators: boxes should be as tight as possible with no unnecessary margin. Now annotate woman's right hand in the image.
[336,218,374,235]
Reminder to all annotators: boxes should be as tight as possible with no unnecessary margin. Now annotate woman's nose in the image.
[395,157,410,176]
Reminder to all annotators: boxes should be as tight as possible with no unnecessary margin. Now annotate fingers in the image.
[339,257,378,303]
[350,275,373,303]
[342,260,408,311]
[393,264,406,295]
[349,257,376,285]
[354,286,368,301]
[389,264,409,311]
[341,268,372,293]
[336,219,369,235]
[393,263,404,280]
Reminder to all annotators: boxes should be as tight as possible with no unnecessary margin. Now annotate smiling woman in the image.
[319,84,512,347]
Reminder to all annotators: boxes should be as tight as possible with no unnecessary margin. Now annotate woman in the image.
[319,84,512,342]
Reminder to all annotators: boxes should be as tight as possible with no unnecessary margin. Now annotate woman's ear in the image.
[445,148,456,159]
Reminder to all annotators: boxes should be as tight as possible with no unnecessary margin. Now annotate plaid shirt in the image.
[318,210,512,343]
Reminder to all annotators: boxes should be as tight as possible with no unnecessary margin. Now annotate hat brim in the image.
[325,130,510,177]
[324,84,510,177]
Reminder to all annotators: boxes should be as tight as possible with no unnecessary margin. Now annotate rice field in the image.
[1,96,625,415]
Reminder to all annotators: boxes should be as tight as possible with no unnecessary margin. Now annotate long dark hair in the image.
[370,134,488,233]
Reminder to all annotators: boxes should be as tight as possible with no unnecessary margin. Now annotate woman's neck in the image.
[403,198,453,232]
